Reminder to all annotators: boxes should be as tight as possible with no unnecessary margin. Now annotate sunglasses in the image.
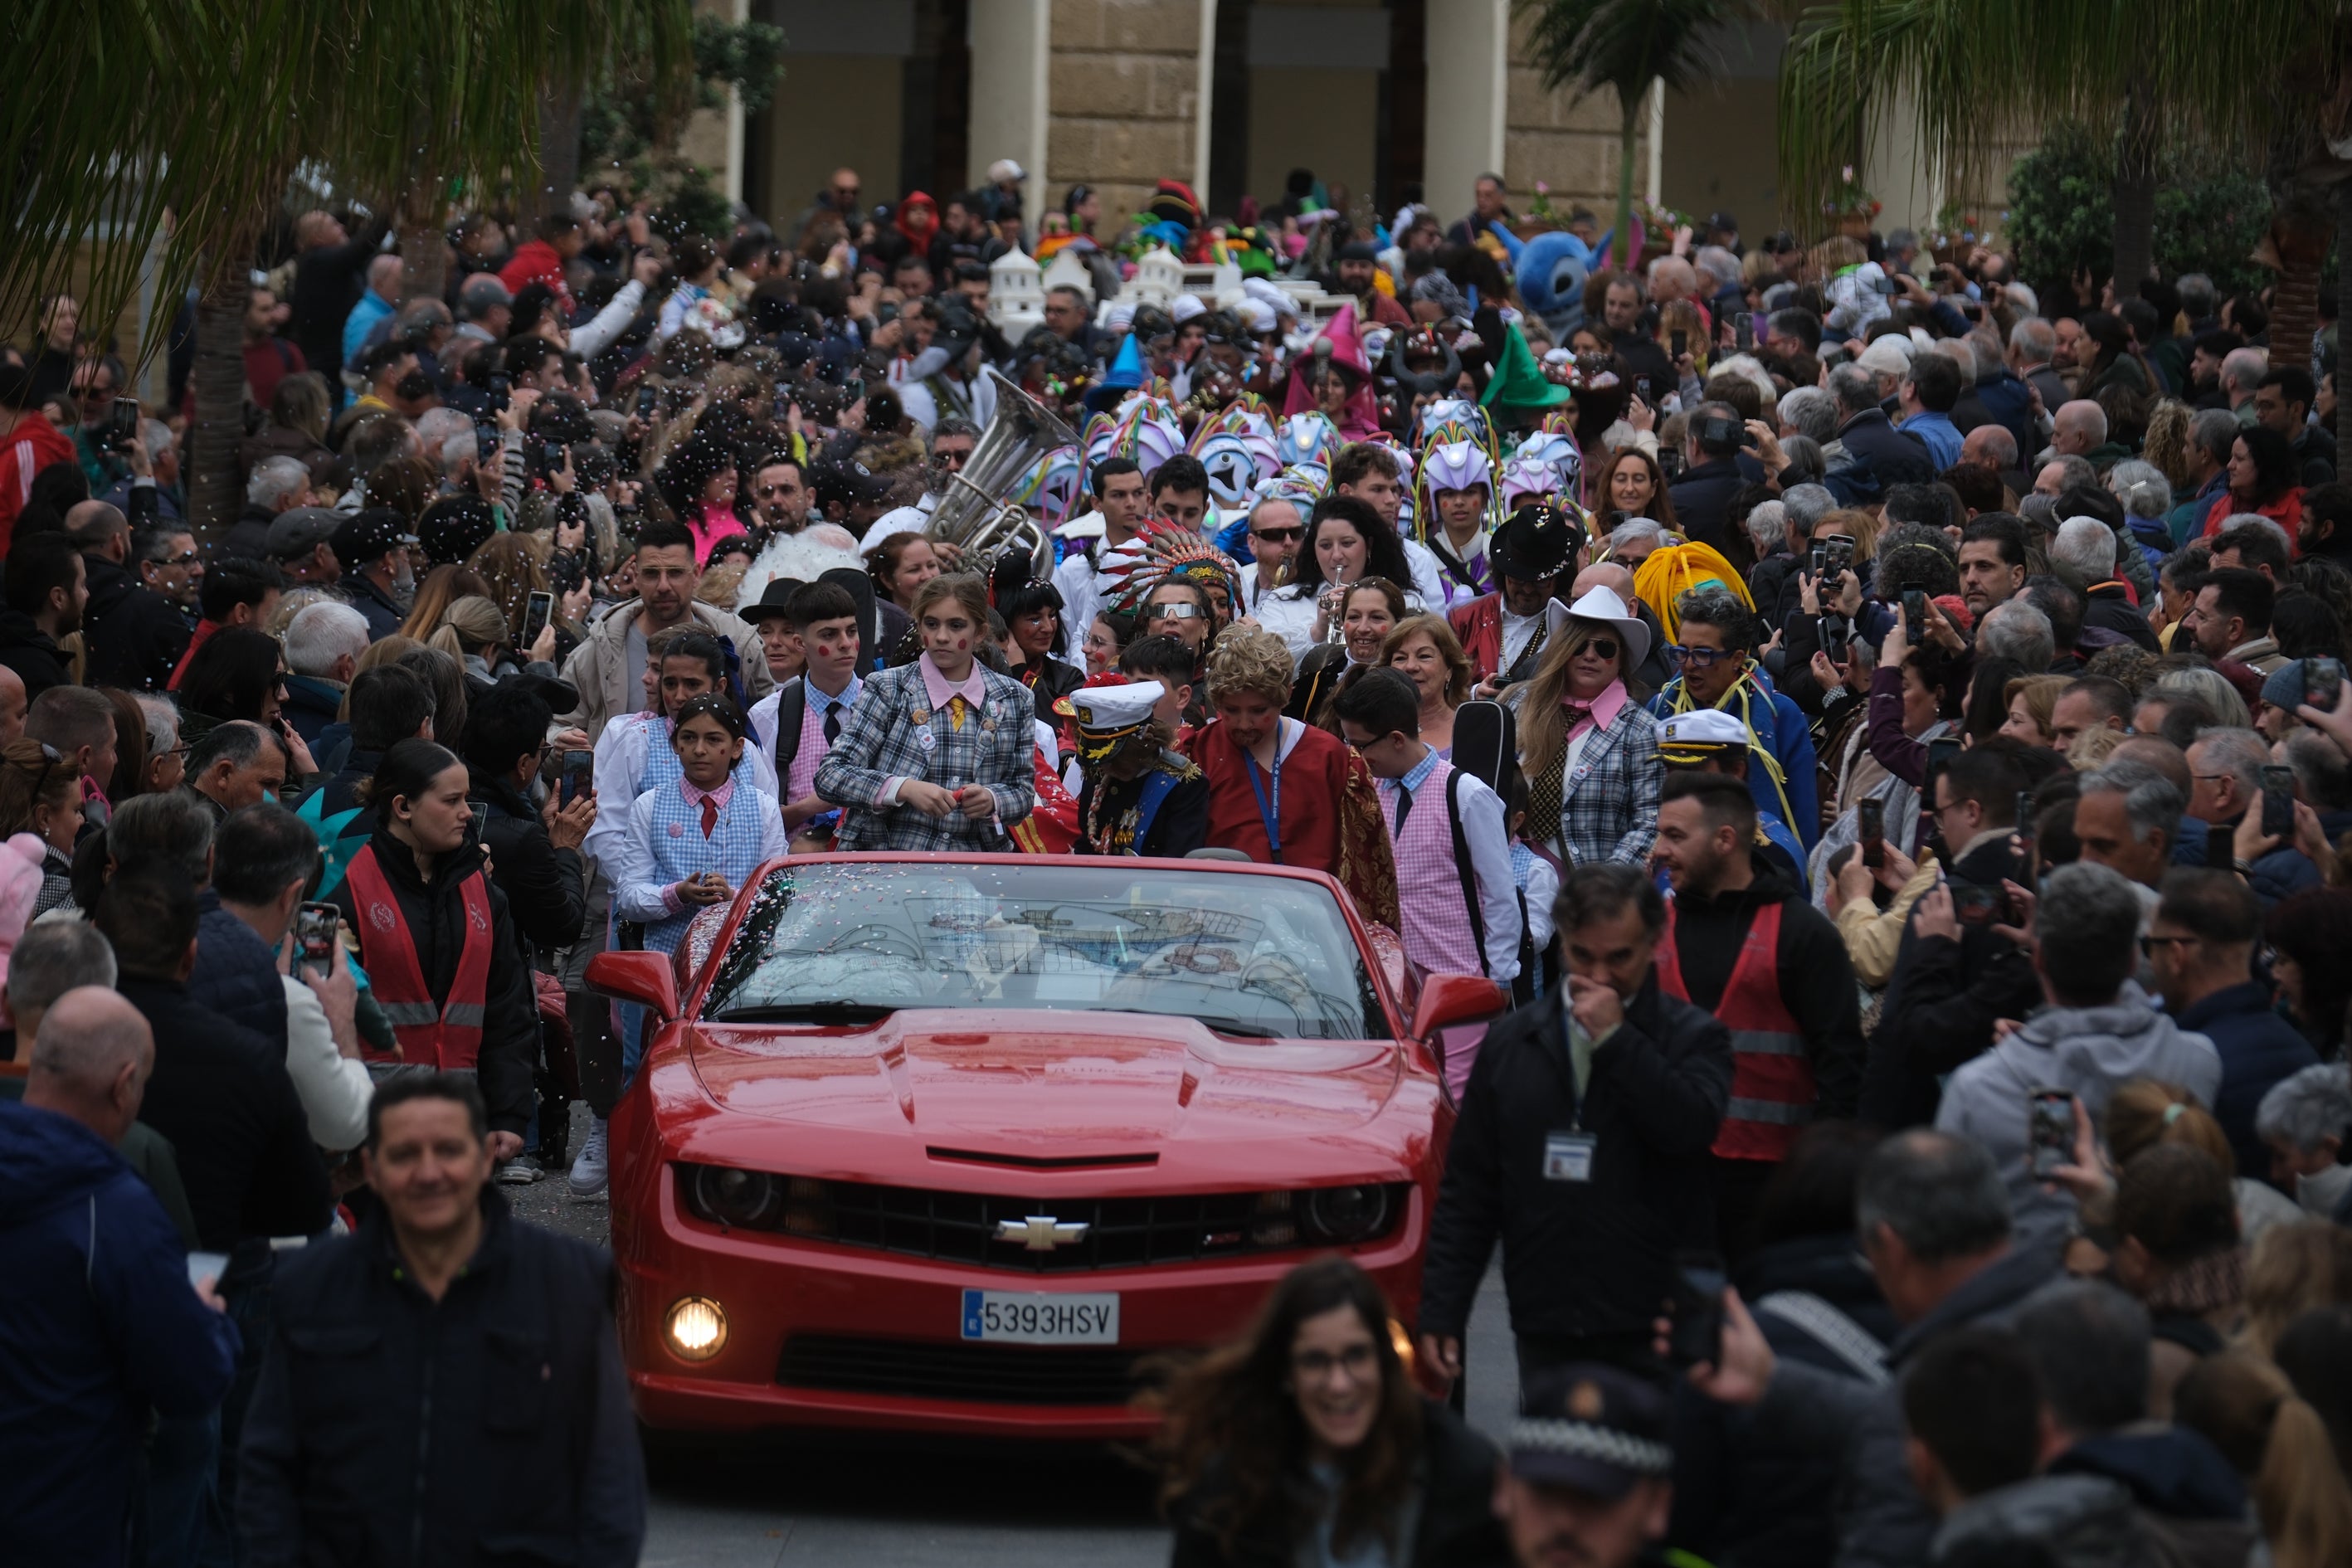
[1252,526,1305,543]
[1151,602,1205,621]
[1582,638,1620,660]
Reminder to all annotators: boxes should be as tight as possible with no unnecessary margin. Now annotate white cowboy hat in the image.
[1543,585,1651,673]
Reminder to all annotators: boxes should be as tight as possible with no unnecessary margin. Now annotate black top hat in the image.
[743,576,806,624]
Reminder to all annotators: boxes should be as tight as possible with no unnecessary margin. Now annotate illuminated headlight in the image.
[664,1296,728,1361]
[691,1166,782,1229]
[1302,1185,1392,1244]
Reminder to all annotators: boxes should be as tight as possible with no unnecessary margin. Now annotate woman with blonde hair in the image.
[1509,586,1662,866]
[1998,674,2070,746]
[2244,1223,2352,1356]
[2174,1349,2352,1568]
[465,531,551,644]
[427,596,547,684]
[1381,615,1474,757]
[397,565,494,643]
[334,635,423,723]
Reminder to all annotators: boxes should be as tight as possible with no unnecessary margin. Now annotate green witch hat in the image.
[1481,321,1573,420]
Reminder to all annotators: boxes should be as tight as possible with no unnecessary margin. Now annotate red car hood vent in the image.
[687,1010,1399,1149]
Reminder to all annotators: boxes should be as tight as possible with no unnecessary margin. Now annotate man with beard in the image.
[329,509,417,640]
[0,532,86,699]
[1647,771,1862,1255]
[1331,240,1410,328]
[746,453,812,535]
[1454,503,1580,685]
[2297,480,2352,571]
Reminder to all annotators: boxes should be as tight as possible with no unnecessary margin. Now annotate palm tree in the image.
[1521,0,1753,256]
[3,2,694,542]
[1777,0,2348,368]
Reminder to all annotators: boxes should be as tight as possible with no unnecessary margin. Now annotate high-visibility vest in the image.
[346,843,494,1070]
[1655,899,1815,1161]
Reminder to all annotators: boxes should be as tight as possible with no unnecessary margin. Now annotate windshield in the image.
[699,862,1390,1041]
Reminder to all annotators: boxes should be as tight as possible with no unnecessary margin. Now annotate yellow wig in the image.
[1634,541,1752,642]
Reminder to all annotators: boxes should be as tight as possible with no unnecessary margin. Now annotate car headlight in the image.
[665,1296,728,1361]
[691,1166,782,1230]
[1302,1184,1392,1244]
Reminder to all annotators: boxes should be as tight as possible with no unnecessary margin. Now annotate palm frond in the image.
[1520,0,1754,105]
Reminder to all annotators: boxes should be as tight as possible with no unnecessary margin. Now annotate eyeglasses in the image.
[1252,526,1304,544]
[933,448,974,468]
[1582,638,1620,660]
[1291,1342,1379,1383]
[1664,643,1739,667]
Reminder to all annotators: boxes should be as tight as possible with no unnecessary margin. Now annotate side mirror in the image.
[587,950,679,1022]
[1409,973,1509,1040]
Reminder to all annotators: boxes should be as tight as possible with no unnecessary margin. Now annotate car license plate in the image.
[959,1289,1119,1345]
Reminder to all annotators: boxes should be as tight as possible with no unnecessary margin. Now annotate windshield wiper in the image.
[710,1001,900,1025]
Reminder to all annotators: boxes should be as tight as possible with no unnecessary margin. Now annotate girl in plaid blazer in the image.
[1507,587,1663,867]
[816,574,1036,853]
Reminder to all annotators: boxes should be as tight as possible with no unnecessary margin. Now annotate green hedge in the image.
[2004,123,2273,297]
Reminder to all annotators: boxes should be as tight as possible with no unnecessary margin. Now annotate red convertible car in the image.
[590,853,1504,1440]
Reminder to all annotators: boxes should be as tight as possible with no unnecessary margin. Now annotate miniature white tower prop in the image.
[1128,245,1184,309]
[990,246,1045,340]
[1040,248,1095,303]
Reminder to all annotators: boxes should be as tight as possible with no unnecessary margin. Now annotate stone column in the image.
[1048,0,1207,226]
[1424,0,1507,231]
[968,0,1054,231]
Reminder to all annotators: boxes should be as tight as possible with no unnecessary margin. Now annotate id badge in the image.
[1543,1132,1596,1182]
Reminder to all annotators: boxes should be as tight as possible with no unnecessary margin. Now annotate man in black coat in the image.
[70,503,191,690]
[1862,744,2040,1128]
[287,208,392,390]
[1419,863,1732,1387]
[239,1073,645,1566]
[460,680,592,958]
[0,530,85,701]
[1664,402,1768,558]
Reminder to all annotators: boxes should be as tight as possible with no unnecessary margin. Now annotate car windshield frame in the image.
[697,859,1393,1042]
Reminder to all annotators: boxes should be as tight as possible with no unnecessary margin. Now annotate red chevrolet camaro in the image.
[588,852,1504,1439]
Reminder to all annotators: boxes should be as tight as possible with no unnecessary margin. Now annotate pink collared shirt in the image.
[1563,679,1628,746]
[658,777,738,915]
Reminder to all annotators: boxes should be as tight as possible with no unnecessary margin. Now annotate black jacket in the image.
[1420,981,1733,1341]
[122,974,332,1252]
[0,608,71,702]
[470,775,587,956]
[2080,582,2159,653]
[1862,832,2039,1128]
[326,835,541,1134]
[1168,1398,1511,1568]
[222,504,275,563]
[338,569,407,641]
[1671,1231,1898,1568]
[1666,456,1750,556]
[1668,868,1864,1122]
[80,553,191,690]
[289,215,391,385]
[236,1187,645,1567]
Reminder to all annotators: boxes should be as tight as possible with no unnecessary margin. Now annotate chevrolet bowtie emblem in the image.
[996,1215,1089,1251]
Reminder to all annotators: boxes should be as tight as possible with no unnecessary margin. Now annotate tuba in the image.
[926,368,1079,581]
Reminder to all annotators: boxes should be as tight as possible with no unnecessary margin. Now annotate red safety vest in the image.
[1655,899,1815,1162]
[345,843,494,1070]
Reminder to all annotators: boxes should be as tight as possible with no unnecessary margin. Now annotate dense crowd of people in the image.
[4,154,2352,1567]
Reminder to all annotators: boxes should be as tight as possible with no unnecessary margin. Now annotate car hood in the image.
[684,1009,1405,1155]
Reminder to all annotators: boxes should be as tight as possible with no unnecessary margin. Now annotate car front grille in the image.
[776,1333,1165,1406]
[679,1167,1408,1273]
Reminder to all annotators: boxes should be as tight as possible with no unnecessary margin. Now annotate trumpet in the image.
[926,369,1079,581]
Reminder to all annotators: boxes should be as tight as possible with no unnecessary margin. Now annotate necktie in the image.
[821,699,840,744]
[1561,703,1592,728]
[1392,782,1412,835]
[699,794,718,838]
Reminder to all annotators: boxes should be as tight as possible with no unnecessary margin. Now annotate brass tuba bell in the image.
[924,368,1080,582]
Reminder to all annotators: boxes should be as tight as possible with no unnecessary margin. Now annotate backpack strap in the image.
[1444,767,1490,977]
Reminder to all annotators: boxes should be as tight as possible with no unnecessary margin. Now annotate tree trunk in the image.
[1614,98,1639,271]
[2339,180,2352,457]
[187,255,253,549]
[2265,196,2330,377]
[537,80,583,222]
[399,197,448,304]
[2111,89,2158,299]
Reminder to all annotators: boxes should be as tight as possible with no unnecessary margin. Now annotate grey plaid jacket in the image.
[1509,692,1663,867]
[814,662,1037,852]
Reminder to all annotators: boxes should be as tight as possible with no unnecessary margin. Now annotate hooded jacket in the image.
[0,1098,240,1568]
[1935,981,2221,1254]
[2048,1428,2251,1568]
[1930,1474,2150,1568]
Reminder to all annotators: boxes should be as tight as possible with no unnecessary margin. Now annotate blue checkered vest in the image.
[641,782,771,954]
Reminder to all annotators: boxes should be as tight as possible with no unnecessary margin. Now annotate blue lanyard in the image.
[1243,743,1283,864]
